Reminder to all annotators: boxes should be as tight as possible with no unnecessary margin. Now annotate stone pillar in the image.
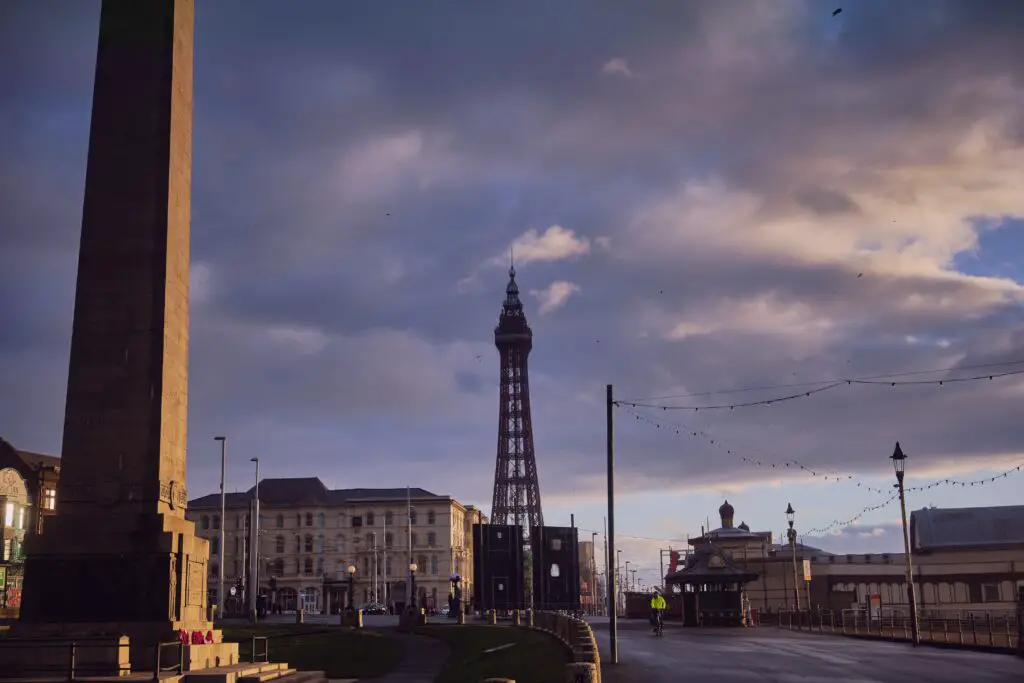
[564,663,598,683]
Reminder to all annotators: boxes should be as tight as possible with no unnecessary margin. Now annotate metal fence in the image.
[0,637,185,681]
[778,608,1019,649]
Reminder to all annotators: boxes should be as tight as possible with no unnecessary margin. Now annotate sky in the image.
[2,1,1023,590]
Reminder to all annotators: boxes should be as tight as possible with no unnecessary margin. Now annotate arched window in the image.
[427,510,436,525]
[384,510,393,525]
[316,535,324,553]
[276,514,284,528]
[366,512,375,526]
[317,512,325,527]
[275,536,285,554]
[304,558,313,575]
[427,532,436,547]
[201,515,210,530]
[305,535,314,552]
[305,512,313,527]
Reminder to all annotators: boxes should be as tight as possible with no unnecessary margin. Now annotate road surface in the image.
[591,619,1024,683]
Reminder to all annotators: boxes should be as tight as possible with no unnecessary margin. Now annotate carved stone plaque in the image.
[185,559,205,607]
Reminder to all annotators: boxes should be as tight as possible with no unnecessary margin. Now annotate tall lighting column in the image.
[249,456,260,617]
[891,442,920,646]
[214,436,227,620]
[785,503,800,611]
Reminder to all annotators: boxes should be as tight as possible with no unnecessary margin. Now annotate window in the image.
[364,557,370,575]
[417,555,427,573]
[427,532,436,547]
[210,562,219,577]
[317,512,325,527]
[410,510,417,525]
[274,559,284,576]
[211,536,220,555]
[201,516,210,530]
[305,535,314,553]
[275,536,285,553]
[366,512,375,526]
[352,516,363,528]
[337,534,346,552]
[385,532,393,549]
[366,533,374,546]
[304,558,313,575]
[316,558,324,576]
[295,536,301,553]
[385,510,393,525]
[212,515,220,530]
[305,513,313,527]
[316,535,324,553]
[296,513,302,527]
[427,510,436,525]
[430,555,438,575]
[411,533,418,547]
[982,583,1001,602]
[386,557,392,576]
[276,514,284,528]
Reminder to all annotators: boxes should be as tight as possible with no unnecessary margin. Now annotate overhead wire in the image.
[617,358,1024,403]
[616,368,1024,411]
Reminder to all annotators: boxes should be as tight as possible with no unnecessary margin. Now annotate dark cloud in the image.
[1,0,1023,525]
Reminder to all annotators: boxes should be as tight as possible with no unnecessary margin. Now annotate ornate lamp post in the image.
[409,563,418,611]
[346,564,356,612]
[449,573,462,619]
[785,503,800,612]
[891,442,920,645]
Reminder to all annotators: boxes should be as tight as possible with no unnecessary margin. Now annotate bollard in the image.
[527,609,535,627]
[457,610,466,625]
[564,662,597,683]
[487,610,498,625]
[296,609,305,625]
[512,610,521,626]
[480,679,515,683]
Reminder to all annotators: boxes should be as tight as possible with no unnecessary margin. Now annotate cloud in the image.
[600,57,635,79]
[3,0,1024,535]
[497,225,592,267]
[531,281,581,315]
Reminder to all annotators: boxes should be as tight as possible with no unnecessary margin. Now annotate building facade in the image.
[187,478,486,614]
[671,501,1024,618]
[0,438,60,616]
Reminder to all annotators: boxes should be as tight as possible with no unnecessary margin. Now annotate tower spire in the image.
[491,265,544,534]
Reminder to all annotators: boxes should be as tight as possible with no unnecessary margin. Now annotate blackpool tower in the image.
[490,264,544,529]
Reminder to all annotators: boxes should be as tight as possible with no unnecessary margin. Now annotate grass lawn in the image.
[221,625,403,679]
[416,624,571,683]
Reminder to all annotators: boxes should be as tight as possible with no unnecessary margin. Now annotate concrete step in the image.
[183,661,290,683]
[237,668,296,683]
[266,671,327,683]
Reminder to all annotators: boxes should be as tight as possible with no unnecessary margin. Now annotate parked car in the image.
[360,602,387,615]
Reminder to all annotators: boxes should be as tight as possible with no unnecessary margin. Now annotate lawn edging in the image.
[526,611,601,683]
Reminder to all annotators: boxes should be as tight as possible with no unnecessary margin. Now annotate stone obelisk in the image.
[10,0,222,666]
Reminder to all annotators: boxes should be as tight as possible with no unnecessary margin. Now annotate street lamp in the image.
[214,436,227,620]
[891,442,920,646]
[249,457,260,618]
[785,503,801,612]
[346,564,356,611]
[409,563,418,611]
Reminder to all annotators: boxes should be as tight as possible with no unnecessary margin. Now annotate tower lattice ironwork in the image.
[490,264,544,529]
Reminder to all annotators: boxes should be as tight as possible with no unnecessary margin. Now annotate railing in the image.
[0,637,185,681]
[251,636,269,663]
[778,609,1019,649]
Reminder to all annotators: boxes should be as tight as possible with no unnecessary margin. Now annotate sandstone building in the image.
[187,478,486,613]
[0,438,60,616]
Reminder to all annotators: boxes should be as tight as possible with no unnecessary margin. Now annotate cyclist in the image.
[650,589,666,635]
